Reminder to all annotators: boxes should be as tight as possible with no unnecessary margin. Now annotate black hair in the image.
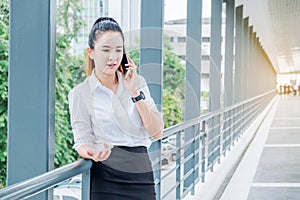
[88,17,125,49]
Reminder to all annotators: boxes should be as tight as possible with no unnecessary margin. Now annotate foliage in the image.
[163,49,185,96]
[54,0,86,167]
[0,0,186,186]
[55,52,85,167]
[56,0,85,42]
[0,0,87,186]
[0,0,8,188]
[162,48,185,127]
[162,88,183,127]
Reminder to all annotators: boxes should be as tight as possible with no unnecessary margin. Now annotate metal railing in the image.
[0,90,275,200]
[154,90,275,199]
[0,159,92,200]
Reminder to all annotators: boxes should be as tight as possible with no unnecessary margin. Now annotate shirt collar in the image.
[88,69,123,94]
[88,69,101,93]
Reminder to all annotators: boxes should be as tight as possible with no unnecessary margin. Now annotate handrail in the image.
[157,90,275,199]
[162,90,275,138]
[0,159,92,200]
[0,90,275,200]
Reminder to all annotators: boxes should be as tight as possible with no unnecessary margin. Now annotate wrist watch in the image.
[131,91,145,103]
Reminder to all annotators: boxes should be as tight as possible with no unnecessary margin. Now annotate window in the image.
[202,55,210,60]
[178,37,186,43]
[202,37,210,43]
[179,55,186,60]
[170,37,174,43]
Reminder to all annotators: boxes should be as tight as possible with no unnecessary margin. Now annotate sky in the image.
[164,0,211,22]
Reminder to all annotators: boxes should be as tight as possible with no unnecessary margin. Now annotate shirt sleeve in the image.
[137,75,163,116]
[68,87,95,150]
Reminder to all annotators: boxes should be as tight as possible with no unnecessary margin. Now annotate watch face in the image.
[140,91,145,99]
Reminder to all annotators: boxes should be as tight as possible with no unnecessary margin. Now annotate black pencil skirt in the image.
[90,146,156,200]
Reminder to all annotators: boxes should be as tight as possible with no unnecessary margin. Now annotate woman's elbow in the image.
[151,130,163,140]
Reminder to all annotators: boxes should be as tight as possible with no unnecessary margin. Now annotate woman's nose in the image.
[109,52,116,60]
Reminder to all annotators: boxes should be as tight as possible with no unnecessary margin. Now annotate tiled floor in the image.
[248,95,300,200]
[220,95,300,200]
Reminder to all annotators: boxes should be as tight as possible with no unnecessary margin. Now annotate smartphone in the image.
[121,53,132,80]
[121,53,128,74]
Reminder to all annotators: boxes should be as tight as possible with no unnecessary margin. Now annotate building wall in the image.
[71,0,140,55]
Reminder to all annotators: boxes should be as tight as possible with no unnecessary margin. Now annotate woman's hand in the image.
[123,56,138,96]
[77,143,112,162]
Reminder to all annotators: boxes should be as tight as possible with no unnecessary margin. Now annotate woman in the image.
[68,17,164,200]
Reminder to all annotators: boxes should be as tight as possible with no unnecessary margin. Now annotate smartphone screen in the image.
[121,54,128,74]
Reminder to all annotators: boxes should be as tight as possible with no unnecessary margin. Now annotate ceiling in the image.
[236,0,300,74]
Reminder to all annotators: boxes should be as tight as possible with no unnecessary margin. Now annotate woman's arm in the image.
[69,87,111,161]
[123,56,164,139]
[131,90,164,139]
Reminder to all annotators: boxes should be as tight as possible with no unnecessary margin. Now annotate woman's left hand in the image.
[123,56,138,96]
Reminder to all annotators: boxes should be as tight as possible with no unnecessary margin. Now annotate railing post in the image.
[201,120,206,183]
[176,131,182,199]
[82,169,91,200]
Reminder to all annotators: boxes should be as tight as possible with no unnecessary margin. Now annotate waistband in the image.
[114,145,147,153]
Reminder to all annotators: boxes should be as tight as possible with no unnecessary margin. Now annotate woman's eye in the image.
[102,49,110,52]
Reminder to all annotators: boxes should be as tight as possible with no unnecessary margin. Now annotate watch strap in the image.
[131,91,145,103]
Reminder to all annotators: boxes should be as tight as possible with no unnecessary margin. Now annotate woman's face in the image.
[89,31,124,76]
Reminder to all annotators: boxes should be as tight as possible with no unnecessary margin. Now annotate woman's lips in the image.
[107,63,116,69]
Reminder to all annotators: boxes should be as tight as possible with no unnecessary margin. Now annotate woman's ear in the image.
[87,47,94,59]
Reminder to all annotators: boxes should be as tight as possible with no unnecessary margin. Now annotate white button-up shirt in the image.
[68,70,161,150]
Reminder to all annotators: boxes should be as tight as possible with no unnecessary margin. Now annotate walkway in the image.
[220,95,300,200]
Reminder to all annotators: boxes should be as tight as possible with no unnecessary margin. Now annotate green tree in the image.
[0,0,87,186]
[55,0,86,167]
[0,0,9,188]
[162,48,185,127]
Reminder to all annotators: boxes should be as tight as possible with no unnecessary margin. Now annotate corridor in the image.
[221,95,300,200]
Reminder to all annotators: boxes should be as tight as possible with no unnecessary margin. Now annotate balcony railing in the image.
[0,90,275,200]
[0,159,92,200]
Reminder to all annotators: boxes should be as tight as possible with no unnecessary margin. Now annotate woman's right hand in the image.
[77,143,112,162]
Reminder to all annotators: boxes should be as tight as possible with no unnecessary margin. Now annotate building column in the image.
[234,5,243,103]
[7,0,56,199]
[224,0,235,107]
[140,0,164,198]
[208,0,223,169]
[242,17,249,100]
[184,0,202,195]
[223,0,235,156]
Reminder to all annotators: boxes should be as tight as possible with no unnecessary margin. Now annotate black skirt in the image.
[90,146,156,200]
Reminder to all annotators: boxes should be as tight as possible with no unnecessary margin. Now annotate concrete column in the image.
[224,0,235,107]
[208,0,222,171]
[7,0,56,199]
[184,0,202,195]
[234,5,243,103]
[242,17,249,100]
[140,0,163,110]
[209,0,222,112]
[140,1,164,199]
